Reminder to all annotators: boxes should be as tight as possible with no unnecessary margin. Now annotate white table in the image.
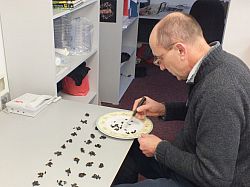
[0,99,133,187]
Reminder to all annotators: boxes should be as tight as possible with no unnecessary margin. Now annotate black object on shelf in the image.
[140,0,150,8]
[56,61,90,92]
[67,62,90,86]
[121,52,131,63]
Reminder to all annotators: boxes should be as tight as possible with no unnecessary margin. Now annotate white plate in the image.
[96,111,153,139]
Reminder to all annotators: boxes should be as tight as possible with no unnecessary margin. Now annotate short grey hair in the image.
[156,12,203,49]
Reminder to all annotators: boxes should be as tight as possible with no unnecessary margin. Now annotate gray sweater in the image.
[155,45,250,187]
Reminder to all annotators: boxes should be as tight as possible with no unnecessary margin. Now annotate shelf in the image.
[53,0,98,19]
[139,5,191,20]
[120,59,132,69]
[99,0,137,104]
[122,46,136,55]
[58,91,96,104]
[1,0,99,102]
[120,46,136,68]
[122,17,138,31]
[0,76,8,96]
[119,75,133,101]
[0,74,4,79]
[56,48,97,83]
[139,15,165,20]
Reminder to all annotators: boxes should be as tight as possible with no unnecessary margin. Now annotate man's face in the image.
[150,43,188,80]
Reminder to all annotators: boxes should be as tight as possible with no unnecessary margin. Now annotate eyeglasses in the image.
[152,42,177,66]
[153,55,161,66]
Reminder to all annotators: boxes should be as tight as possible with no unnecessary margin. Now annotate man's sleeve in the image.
[160,102,187,121]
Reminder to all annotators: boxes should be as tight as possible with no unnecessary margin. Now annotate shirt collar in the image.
[186,41,220,84]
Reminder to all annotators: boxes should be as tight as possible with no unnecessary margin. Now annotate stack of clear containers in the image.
[53,15,71,50]
[70,17,93,55]
[53,16,93,55]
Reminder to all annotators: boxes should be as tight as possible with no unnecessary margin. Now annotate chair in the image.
[189,0,226,43]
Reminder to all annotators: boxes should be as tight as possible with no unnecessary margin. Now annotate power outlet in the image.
[0,92,10,110]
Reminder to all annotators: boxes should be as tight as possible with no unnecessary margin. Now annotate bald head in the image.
[149,12,211,80]
[150,12,204,49]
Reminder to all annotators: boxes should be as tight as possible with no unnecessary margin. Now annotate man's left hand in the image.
[138,134,162,157]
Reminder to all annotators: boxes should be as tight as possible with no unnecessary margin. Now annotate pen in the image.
[125,96,146,127]
[131,96,146,117]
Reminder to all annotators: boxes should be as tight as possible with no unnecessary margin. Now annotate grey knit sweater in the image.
[155,45,250,187]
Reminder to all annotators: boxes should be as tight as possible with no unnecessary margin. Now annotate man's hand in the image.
[138,134,162,157]
[132,96,166,120]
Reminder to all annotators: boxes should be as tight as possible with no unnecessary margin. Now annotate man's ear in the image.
[175,43,186,57]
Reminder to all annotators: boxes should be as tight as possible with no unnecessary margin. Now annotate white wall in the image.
[223,0,250,68]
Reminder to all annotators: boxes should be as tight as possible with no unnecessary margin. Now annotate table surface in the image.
[0,99,133,187]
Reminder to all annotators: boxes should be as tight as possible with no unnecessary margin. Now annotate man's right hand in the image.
[132,96,166,120]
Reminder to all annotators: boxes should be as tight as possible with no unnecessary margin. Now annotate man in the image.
[113,12,250,187]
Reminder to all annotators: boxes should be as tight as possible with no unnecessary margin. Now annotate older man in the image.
[113,12,250,187]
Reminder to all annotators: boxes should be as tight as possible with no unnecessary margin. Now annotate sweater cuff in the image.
[155,140,170,162]
[159,102,187,121]
[158,102,167,120]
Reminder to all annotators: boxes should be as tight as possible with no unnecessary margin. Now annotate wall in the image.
[223,0,250,68]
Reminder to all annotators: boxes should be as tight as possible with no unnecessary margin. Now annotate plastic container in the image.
[53,15,71,50]
[53,16,93,55]
[70,17,93,55]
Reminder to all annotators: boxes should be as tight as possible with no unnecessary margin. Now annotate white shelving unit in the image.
[0,17,9,100]
[0,0,99,104]
[138,0,195,20]
[99,0,139,104]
